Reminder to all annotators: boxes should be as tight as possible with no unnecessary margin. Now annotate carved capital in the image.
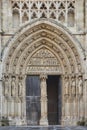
[40,73,47,80]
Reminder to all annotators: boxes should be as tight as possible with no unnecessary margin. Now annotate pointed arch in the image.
[2,19,84,76]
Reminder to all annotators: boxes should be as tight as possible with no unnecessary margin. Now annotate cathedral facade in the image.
[0,0,87,126]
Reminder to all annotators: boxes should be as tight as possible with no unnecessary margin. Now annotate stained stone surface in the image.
[0,126,86,130]
[1,0,87,127]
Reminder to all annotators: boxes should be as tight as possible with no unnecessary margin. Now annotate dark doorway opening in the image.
[26,75,41,125]
[47,75,62,125]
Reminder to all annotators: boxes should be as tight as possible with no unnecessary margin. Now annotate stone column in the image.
[61,75,65,125]
[40,74,48,125]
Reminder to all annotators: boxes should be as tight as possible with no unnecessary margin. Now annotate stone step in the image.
[0,126,86,130]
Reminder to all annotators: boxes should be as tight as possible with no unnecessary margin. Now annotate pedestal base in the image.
[40,118,48,125]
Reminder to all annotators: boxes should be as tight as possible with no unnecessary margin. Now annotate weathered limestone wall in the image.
[1,0,13,48]
[75,0,84,32]
[84,0,87,119]
[0,0,2,118]
[0,0,87,126]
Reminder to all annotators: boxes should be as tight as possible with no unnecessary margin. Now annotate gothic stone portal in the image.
[26,75,62,125]
[2,21,84,126]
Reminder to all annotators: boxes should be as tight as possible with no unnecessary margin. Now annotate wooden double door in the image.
[26,75,62,125]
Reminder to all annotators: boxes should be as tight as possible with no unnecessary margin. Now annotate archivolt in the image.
[2,19,84,75]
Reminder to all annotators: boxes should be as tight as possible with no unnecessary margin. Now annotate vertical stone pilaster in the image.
[17,101,21,118]
[0,60,3,118]
[75,0,84,32]
[61,75,65,125]
[85,0,87,32]
[0,0,1,56]
[40,74,48,125]
[0,79,3,118]
[84,0,87,117]
[11,99,14,118]
[76,75,78,118]
[85,0,87,117]
[0,0,2,115]
[68,75,71,119]
[22,75,27,123]
[84,79,87,118]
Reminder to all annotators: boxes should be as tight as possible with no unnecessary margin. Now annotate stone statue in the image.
[18,79,23,96]
[4,76,9,96]
[11,77,16,96]
[40,78,47,97]
[78,76,83,95]
[65,77,69,95]
[71,77,76,95]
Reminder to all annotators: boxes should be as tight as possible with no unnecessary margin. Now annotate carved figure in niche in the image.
[18,77,23,96]
[65,77,69,95]
[78,76,83,95]
[4,76,9,96]
[78,64,82,73]
[40,74,47,97]
[11,77,16,97]
[71,77,76,95]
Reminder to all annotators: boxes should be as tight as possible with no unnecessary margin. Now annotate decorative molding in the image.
[11,0,75,27]
[3,23,82,75]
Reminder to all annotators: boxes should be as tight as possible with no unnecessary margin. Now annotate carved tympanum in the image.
[26,47,61,74]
